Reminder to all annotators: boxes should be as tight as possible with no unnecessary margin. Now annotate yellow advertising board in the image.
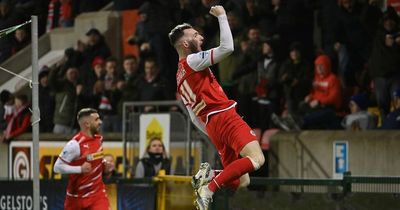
[9,141,200,180]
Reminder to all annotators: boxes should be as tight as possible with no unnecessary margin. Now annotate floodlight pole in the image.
[31,15,40,210]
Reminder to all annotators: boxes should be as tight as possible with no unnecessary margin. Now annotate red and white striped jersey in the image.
[177,55,236,133]
[175,14,235,134]
[59,132,105,198]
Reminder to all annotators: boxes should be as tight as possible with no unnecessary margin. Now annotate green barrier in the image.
[212,172,400,210]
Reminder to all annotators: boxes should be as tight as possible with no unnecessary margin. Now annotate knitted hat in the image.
[86,28,101,36]
[350,93,369,110]
[92,56,104,68]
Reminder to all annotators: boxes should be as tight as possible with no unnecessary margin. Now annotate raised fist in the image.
[209,5,226,17]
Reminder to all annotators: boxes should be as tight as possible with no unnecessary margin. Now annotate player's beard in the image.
[90,124,100,135]
[188,40,200,53]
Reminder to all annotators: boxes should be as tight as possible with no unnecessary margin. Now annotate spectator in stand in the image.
[117,54,140,86]
[103,57,119,91]
[368,7,400,123]
[1,94,31,142]
[39,68,55,132]
[278,42,312,116]
[33,0,52,35]
[59,0,73,27]
[361,0,383,41]
[49,65,82,134]
[381,89,400,129]
[46,0,59,32]
[53,48,83,81]
[331,0,371,88]
[136,58,175,112]
[92,57,122,132]
[255,36,282,129]
[0,1,24,63]
[78,28,111,73]
[117,54,140,114]
[46,0,73,32]
[103,153,121,182]
[0,90,12,132]
[128,1,178,84]
[232,26,262,128]
[135,137,171,178]
[127,3,153,72]
[299,54,342,129]
[341,93,377,130]
[92,80,122,132]
[2,91,14,124]
[82,56,105,97]
[10,28,30,55]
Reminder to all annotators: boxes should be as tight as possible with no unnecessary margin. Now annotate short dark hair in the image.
[77,108,98,121]
[105,56,118,64]
[123,54,137,62]
[168,23,193,47]
[144,57,159,69]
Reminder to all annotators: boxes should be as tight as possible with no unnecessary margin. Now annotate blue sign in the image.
[333,141,348,179]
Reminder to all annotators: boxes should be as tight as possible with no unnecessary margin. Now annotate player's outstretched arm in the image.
[187,5,233,71]
[209,6,234,62]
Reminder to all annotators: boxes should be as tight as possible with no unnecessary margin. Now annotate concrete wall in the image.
[50,10,122,58]
[47,10,122,58]
[269,130,400,178]
[0,10,122,93]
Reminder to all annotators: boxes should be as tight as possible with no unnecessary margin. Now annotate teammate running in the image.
[53,108,111,210]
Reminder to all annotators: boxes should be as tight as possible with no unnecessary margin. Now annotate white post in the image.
[31,15,40,210]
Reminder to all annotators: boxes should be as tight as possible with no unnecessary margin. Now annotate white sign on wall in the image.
[333,141,349,179]
[139,114,170,157]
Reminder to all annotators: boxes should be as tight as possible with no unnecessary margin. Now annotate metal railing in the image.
[249,172,400,194]
[122,100,194,178]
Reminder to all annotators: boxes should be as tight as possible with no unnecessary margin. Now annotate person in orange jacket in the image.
[296,54,342,129]
[304,54,342,110]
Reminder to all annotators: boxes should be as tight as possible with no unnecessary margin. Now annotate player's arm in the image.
[53,140,91,174]
[187,5,233,71]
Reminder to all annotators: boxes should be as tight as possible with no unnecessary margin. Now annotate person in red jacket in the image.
[1,94,31,142]
[298,54,343,129]
[304,54,342,110]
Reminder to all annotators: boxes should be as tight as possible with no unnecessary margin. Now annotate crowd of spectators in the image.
[1,0,400,142]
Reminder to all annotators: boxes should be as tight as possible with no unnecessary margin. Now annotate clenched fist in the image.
[81,162,92,173]
[209,5,226,17]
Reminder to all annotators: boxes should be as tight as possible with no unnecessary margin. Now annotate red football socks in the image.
[208,157,254,192]
[225,179,240,190]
